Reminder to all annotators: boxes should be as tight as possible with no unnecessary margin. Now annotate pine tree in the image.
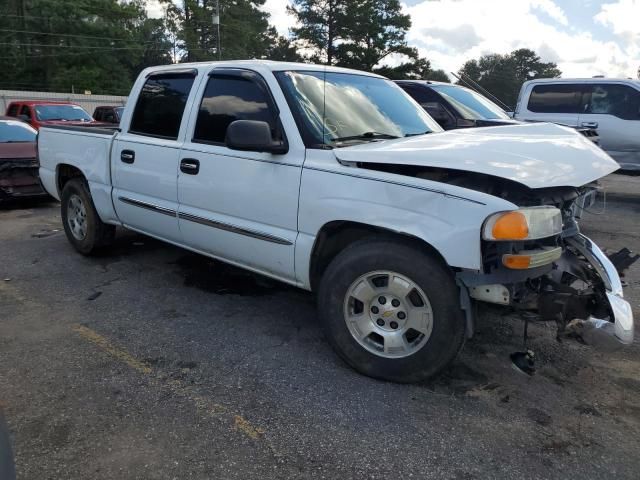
[287,0,440,79]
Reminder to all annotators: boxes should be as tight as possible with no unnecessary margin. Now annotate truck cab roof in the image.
[141,59,386,79]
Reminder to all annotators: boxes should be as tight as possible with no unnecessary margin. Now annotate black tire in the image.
[60,178,115,255]
[318,238,466,383]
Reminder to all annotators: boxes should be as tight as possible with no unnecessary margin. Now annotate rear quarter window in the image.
[527,84,584,114]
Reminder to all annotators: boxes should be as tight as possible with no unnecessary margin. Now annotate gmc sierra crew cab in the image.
[38,61,633,383]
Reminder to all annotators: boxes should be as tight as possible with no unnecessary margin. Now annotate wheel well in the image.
[56,164,85,196]
[308,221,449,291]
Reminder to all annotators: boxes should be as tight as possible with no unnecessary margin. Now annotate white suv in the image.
[514,78,640,170]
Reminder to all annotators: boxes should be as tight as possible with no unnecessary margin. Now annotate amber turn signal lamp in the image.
[492,211,529,240]
[502,255,532,269]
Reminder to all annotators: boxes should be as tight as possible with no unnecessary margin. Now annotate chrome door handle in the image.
[180,158,200,175]
[120,150,135,163]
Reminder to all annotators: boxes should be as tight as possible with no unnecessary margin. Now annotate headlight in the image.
[482,207,562,241]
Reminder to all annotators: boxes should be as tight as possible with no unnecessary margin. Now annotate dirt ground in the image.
[0,173,639,479]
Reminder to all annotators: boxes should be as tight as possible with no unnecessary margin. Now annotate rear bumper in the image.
[567,234,634,344]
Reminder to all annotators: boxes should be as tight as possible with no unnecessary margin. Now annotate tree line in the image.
[1,0,560,108]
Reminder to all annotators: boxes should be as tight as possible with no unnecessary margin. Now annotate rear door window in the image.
[129,71,196,139]
[527,84,584,113]
[7,104,19,117]
[585,84,640,120]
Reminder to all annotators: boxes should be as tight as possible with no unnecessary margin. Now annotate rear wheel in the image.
[318,238,465,383]
[61,178,115,255]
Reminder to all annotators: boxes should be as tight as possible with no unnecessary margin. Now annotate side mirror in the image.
[225,120,288,154]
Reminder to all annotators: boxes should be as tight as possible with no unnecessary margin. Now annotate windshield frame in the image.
[274,70,442,149]
[430,84,510,120]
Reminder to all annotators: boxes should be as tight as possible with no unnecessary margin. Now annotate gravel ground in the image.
[1,173,639,479]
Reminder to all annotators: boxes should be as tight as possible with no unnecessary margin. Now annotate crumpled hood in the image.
[334,123,619,189]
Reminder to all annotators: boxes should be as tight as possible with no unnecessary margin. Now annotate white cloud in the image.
[146,0,166,19]
[262,0,297,36]
[422,24,483,52]
[595,0,640,58]
[530,0,569,26]
[404,0,638,79]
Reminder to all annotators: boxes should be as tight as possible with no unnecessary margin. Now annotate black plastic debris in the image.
[87,291,102,301]
[607,248,639,277]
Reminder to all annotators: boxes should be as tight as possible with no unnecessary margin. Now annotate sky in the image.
[149,0,640,79]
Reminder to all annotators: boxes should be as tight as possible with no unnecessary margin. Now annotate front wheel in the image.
[318,238,465,383]
[60,178,115,255]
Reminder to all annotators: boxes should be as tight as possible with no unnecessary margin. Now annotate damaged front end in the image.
[0,158,47,200]
[458,188,635,345]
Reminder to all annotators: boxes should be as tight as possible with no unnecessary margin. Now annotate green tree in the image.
[425,69,450,83]
[0,0,173,94]
[335,0,413,71]
[287,0,348,65]
[288,0,440,79]
[457,48,561,109]
[511,48,561,81]
[176,0,299,62]
[264,28,303,62]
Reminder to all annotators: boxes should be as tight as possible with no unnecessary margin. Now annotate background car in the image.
[5,101,103,130]
[93,105,125,124]
[396,80,519,130]
[514,78,640,170]
[0,116,47,200]
[398,80,600,145]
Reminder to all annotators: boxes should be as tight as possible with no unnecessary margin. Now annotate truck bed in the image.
[37,125,117,208]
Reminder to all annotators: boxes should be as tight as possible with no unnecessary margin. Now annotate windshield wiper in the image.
[404,131,431,137]
[331,131,400,143]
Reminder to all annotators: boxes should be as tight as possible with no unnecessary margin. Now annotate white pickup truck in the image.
[38,61,633,383]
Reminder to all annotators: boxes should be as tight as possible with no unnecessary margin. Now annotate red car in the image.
[5,101,103,130]
[0,117,47,200]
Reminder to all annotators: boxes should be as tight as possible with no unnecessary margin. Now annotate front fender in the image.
[295,164,515,287]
